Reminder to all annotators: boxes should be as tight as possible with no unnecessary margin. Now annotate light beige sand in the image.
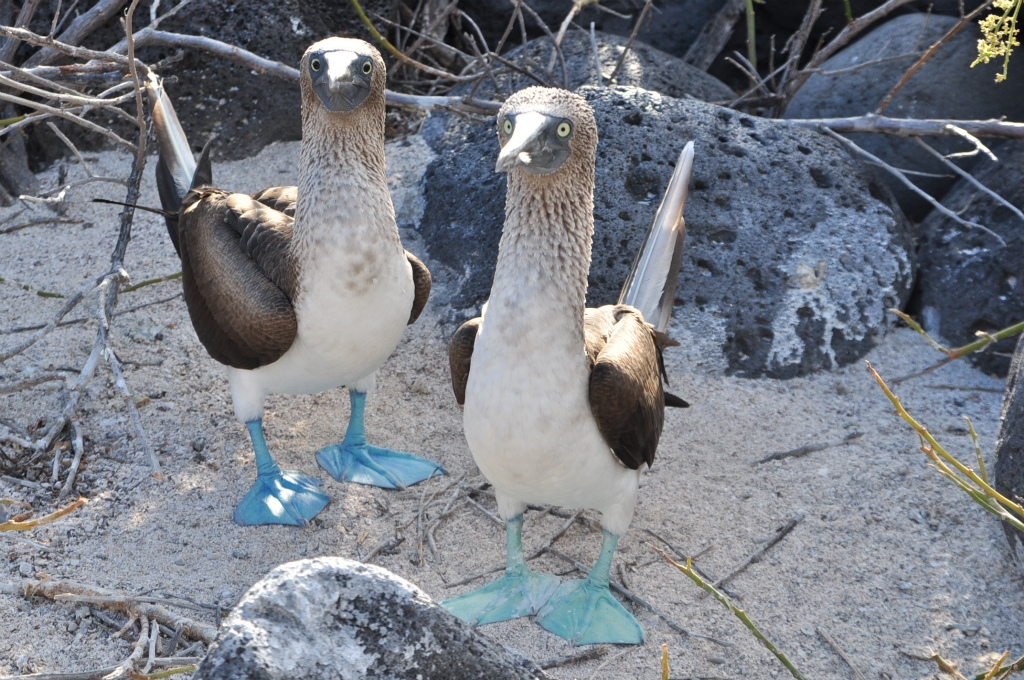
[0,138,1020,680]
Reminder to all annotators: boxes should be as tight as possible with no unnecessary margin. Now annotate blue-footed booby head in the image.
[303,37,384,114]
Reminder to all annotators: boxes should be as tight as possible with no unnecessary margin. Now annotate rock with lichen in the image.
[419,84,915,378]
[191,557,550,680]
[995,335,1024,572]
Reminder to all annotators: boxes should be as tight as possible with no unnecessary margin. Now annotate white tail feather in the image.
[146,74,196,200]
[619,141,694,333]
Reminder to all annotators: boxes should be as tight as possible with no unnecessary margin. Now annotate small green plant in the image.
[868,362,1024,534]
[973,0,1021,82]
[656,548,810,680]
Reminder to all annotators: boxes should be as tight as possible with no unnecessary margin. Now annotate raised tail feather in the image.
[618,141,694,334]
[147,77,212,256]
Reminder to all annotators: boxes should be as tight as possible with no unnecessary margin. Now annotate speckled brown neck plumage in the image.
[291,49,399,270]
[487,147,596,352]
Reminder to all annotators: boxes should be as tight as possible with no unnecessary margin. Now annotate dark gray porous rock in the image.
[454,31,734,102]
[192,557,549,680]
[72,0,397,161]
[995,335,1024,572]
[915,144,1024,377]
[784,13,1024,220]
[419,85,914,378]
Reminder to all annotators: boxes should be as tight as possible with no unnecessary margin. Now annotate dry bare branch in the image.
[24,0,128,68]
[683,0,745,71]
[0,578,217,643]
[875,0,995,113]
[0,0,44,63]
[913,136,1024,223]
[819,126,1007,246]
[608,0,653,84]
[775,0,919,115]
[782,114,1024,140]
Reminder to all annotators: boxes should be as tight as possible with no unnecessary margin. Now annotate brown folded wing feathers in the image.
[176,189,298,371]
[447,305,669,470]
[406,251,431,325]
[448,317,481,406]
[585,305,665,470]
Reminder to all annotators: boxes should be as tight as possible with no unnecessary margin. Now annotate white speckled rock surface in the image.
[193,557,548,679]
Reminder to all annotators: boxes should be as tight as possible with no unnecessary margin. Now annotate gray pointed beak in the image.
[496,112,571,175]
[313,51,371,112]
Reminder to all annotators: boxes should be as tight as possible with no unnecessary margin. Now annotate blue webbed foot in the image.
[442,515,558,625]
[443,566,560,626]
[316,443,444,489]
[233,469,330,526]
[536,529,643,645]
[536,578,643,645]
[316,389,444,489]
[234,418,330,526]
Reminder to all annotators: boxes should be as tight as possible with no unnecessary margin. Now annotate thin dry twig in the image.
[819,126,1006,246]
[608,0,653,84]
[758,431,863,464]
[0,292,182,336]
[875,0,995,113]
[104,613,150,680]
[775,0,919,114]
[782,113,1024,141]
[683,0,745,71]
[364,535,405,563]
[0,498,86,531]
[706,513,805,592]
[57,420,84,500]
[537,646,607,670]
[817,627,869,680]
[0,578,217,643]
[912,137,1024,224]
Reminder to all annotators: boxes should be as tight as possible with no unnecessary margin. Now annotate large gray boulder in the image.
[915,144,1024,377]
[784,13,1024,220]
[418,85,915,378]
[192,558,549,680]
[995,335,1024,572]
[455,30,734,102]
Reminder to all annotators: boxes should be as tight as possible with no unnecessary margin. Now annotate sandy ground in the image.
[0,137,1020,680]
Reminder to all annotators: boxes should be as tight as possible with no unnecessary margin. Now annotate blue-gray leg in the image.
[233,419,330,526]
[316,389,445,489]
[442,515,560,625]
[536,530,644,645]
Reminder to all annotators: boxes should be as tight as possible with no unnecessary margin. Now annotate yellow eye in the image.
[502,119,513,135]
[557,121,572,138]
[362,60,373,75]
[310,58,321,72]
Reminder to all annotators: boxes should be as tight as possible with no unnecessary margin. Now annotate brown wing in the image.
[250,186,297,217]
[449,317,481,407]
[406,251,432,325]
[224,194,299,299]
[177,189,298,370]
[586,305,667,470]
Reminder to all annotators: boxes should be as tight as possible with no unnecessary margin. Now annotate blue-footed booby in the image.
[149,37,444,527]
[442,87,692,645]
